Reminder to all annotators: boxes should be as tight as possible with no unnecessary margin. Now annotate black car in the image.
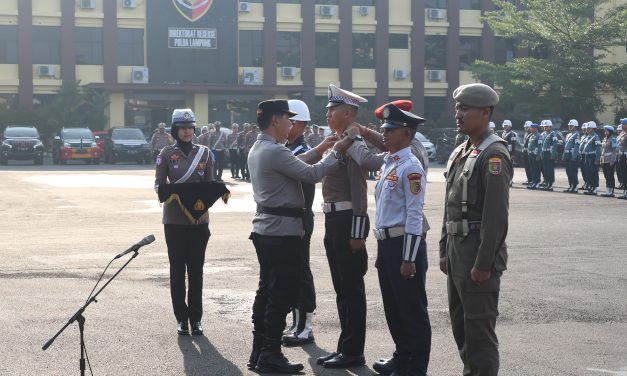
[104,127,151,164]
[0,126,45,165]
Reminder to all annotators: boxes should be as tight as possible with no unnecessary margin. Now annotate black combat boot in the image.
[247,332,263,369]
[256,338,304,373]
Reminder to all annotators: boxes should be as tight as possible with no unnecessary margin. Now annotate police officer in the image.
[562,119,582,193]
[501,120,517,185]
[578,122,590,190]
[311,84,370,369]
[540,120,558,191]
[155,109,213,336]
[522,121,533,185]
[151,122,173,159]
[368,104,432,375]
[281,99,319,347]
[582,121,602,195]
[237,123,249,180]
[226,123,240,179]
[526,123,543,190]
[488,121,496,135]
[243,124,258,182]
[247,99,342,373]
[617,120,627,199]
[307,125,323,147]
[600,125,619,197]
[208,121,226,181]
[440,84,511,376]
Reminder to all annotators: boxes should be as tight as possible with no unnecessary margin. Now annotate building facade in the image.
[0,0,624,130]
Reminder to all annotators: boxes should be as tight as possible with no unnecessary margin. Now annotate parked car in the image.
[415,131,436,161]
[92,130,108,157]
[104,127,151,164]
[52,127,101,165]
[0,126,45,165]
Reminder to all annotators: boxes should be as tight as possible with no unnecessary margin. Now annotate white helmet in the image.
[587,121,597,129]
[523,121,532,128]
[502,120,512,128]
[541,119,553,127]
[489,122,496,129]
[581,122,588,129]
[288,100,311,122]
[568,119,579,126]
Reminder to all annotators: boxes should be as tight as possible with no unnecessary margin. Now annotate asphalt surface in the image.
[0,161,625,376]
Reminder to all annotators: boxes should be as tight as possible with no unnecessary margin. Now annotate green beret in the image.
[453,83,499,107]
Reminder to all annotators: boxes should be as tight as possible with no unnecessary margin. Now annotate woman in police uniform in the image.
[155,108,213,336]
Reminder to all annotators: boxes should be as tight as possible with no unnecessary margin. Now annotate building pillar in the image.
[17,0,33,110]
[263,0,277,87]
[301,0,316,106]
[411,0,426,115]
[338,2,352,90]
[480,0,495,64]
[192,93,209,126]
[60,0,76,82]
[106,92,125,130]
[103,0,117,84]
[374,0,389,106]
[446,0,460,111]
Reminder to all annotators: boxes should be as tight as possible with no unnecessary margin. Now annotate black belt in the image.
[256,205,304,218]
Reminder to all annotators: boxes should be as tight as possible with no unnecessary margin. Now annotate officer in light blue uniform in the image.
[526,123,543,190]
[370,104,431,375]
[540,120,558,191]
[582,121,602,195]
[562,119,581,193]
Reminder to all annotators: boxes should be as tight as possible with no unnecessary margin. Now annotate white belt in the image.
[373,226,405,240]
[321,201,352,213]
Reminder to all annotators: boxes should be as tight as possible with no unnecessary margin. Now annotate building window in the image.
[117,28,144,66]
[239,30,263,67]
[425,0,447,9]
[75,27,103,65]
[0,26,17,64]
[315,32,339,68]
[494,37,517,65]
[425,35,447,70]
[316,0,338,4]
[352,33,375,69]
[459,0,481,10]
[277,32,301,67]
[353,0,375,5]
[278,0,300,3]
[32,26,61,64]
[459,36,481,69]
[389,34,409,49]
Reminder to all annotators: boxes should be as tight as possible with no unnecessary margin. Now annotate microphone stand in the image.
[42,248,140,375]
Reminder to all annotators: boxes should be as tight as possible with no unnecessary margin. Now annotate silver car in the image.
[415,131,436,161]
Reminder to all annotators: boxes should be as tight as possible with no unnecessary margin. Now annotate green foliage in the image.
[469,0,627,122]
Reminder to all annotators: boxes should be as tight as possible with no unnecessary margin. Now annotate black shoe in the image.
[316,352,338,365]
[191,321,203,335]
[323,353,366,368]
[282,331,314,347]
[545,185,553,192]
[256,352,304,373]
[563,185,572,193]
[177,321,189,335]
[373,358,395,375]
[247,348,261,369]
[522,181,530,185]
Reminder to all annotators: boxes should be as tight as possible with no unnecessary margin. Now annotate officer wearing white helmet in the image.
[282,99,319,347]
[488,121,496,135]
[522,121,533,185]
[501,120,518,183]
[562,119,582,193]
[617,120,627,198]
[582,121,602,195]
[539,120,558,191]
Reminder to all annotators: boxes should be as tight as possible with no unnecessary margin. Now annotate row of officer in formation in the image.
[154,82,511,376]
[520,119,627,198]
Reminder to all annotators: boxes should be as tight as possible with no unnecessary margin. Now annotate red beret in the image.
[374,100,413,120]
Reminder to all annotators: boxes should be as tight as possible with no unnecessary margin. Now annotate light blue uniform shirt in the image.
[374,147,426,262]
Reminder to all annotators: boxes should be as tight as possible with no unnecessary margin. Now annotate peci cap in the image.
[530,123,540,128]
[327,84,368,108]
[453,83,499,108]
[380,104,425,130]
[375,100,412,120]
[257,99,297,122]
[172,109,196,125]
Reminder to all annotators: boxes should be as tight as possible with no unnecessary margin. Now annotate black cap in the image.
[256,100,297,122]
[381,104,426,129]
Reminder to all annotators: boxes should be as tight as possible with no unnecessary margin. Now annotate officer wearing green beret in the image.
[439,83,512,376]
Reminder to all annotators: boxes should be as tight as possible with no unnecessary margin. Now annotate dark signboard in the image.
[147,1,237,84]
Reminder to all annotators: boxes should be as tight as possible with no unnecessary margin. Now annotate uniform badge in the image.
[488,157,502,175]
[196,162,205,171]
[193,199,205,211]
[170,154,180,161]
[156,156,162,166]
[408,173,422,195]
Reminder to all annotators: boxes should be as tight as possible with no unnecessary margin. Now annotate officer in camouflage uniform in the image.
[439,84,511,376]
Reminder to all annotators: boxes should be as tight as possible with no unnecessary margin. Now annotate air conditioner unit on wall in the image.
[427,8,445,20]
[38,65,55,77]
[428,70,444,81]
[239,2,252,13]
[80,0,96,9]
[122,0,137,9]
[281,67,297,78]
[131,67,149,84]
[393,69,407,80]
[320,5,335,17]
[359,6,369,16]
[242,69,260,85]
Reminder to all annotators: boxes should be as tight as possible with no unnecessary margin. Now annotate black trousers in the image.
[250,233,301,348]
[618,154,626,184]
[377,236,431,375]
[522,150,531,182]
[213,150,225,180]
[565,156,579,186]
[297,210,316,312]
[229,149,239,177]
[240,150,249,180]
[238,149,247,179]
[324,210,368,356]
[164,223,210,323]
[602,163,615,188]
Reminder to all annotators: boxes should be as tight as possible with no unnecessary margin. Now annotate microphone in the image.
[114,235,155,259]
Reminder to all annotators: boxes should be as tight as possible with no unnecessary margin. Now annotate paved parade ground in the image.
[0,163,625,376]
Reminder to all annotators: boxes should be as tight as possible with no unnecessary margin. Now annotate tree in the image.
[469,0,627,123]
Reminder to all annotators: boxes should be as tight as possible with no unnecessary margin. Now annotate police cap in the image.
[381,104,425,130]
